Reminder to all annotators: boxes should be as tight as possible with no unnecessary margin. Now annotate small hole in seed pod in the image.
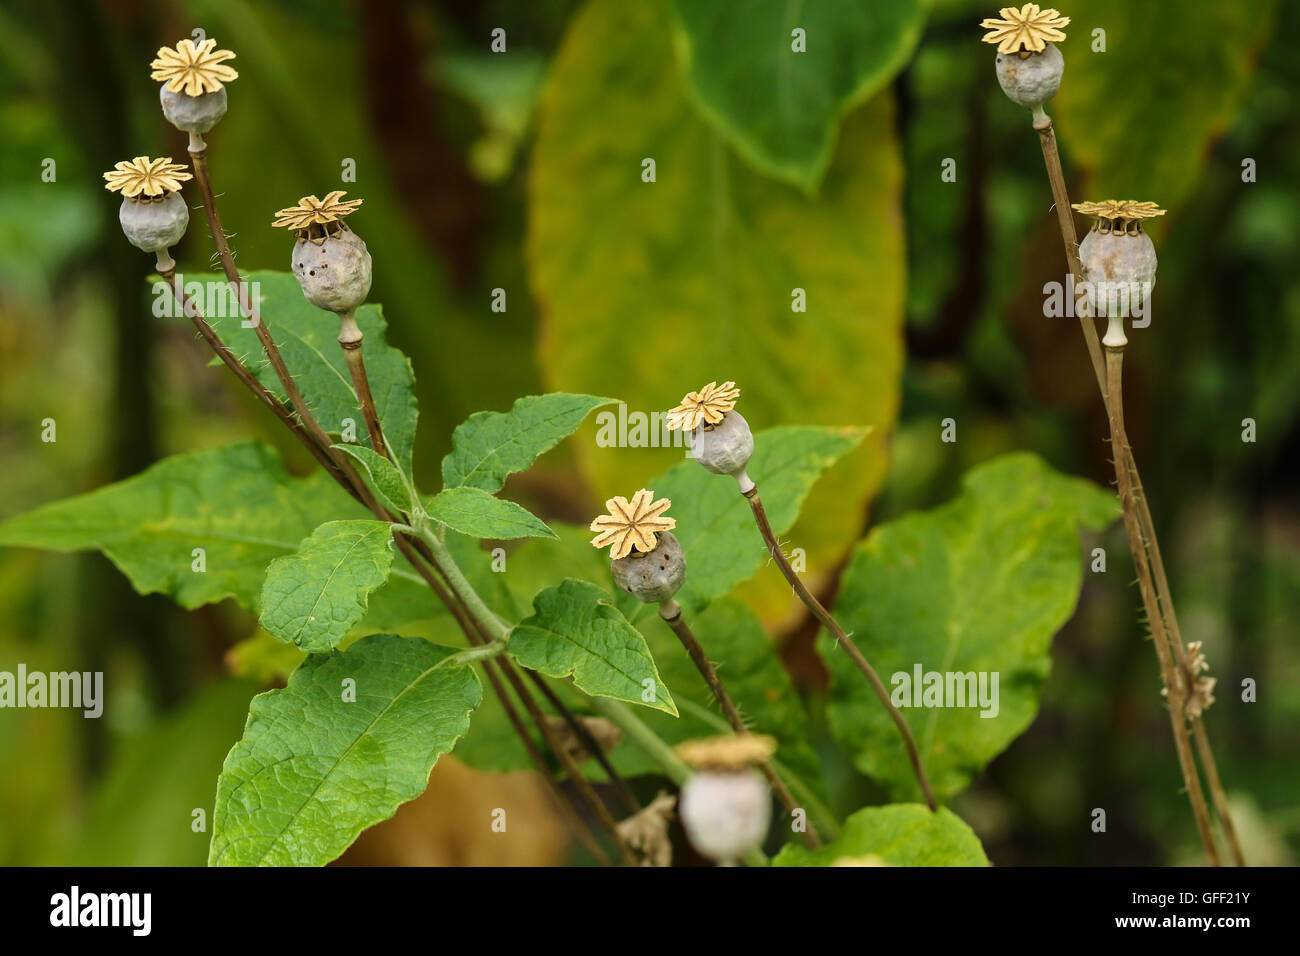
[309,269,315,276]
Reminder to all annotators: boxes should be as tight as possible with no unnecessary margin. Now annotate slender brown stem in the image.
[338,312,388,460]
[1105,348,1220,865]
[1036,114,1243,862]
[391,534,612,862]
[526,671,641,816]
[660,601,821,848]
[744,486,937,811]
[159,266,364,502]
[480,657,611,866]
[189,148,340,461]
[496,655,638,865]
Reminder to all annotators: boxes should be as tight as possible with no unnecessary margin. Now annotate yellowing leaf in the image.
[528,0,905,605]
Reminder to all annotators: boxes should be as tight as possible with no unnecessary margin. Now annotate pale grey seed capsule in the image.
[679,769,771,865]
[994,44,1064,113]
[160,85,228,135]
[610,531,684,604]
[118,193,189,256]
[1079,226,1158,320]
[690,410,753,484]
[291,229,373,315]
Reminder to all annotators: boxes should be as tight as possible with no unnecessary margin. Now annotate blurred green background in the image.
[0,0,1296,865]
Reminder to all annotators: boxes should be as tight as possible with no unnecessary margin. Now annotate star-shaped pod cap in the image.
[980,4,1070,54]
[150,38,238,96]
[590,489,676,560]
[103,156,192,201]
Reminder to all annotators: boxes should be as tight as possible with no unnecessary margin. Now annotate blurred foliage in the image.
[0,0,1296,865]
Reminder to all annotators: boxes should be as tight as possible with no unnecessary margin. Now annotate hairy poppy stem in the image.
[659,600,821,848]
[1035,114,1241,865]
[743,486,937,812]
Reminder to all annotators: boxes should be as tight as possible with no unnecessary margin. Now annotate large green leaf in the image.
[209,634,480,867]
[259,520,396,653]
[426,487,557,541]
[507,578,678,716]
[645,425,866,615]
[824,453,1119,803]
[670,0,924,191]
[189,270,420,473]
[772,805,989,867]
[441,393,616,493]
[529,0,905,594]
[1053,1,1276,217]
[0,441,358,611]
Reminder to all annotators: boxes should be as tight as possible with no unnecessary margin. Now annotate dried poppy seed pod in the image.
[981,5,1070,124]
[994,43,1063,116]
[610,530,685,605]
[273,192,372,316]
[160,85,228,137]
[690,410,754,489]
[103,156,193,271]
[590,490,679,609]
[665,380,754,491]
[676,735,775,866]
[150,38,238,149]
[1073,200,1165,344]
[291,229,373,316]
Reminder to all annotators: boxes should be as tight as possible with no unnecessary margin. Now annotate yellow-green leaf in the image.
[529,0,905,604]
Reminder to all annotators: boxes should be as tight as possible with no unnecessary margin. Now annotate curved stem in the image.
[660,602,821,848]
[744,486,937,811]
[1105,348,1220,865]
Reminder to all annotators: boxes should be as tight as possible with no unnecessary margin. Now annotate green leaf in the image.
[0,441,359,612]
[648,425,866,613]
[259,520,396,653]
[441,392,615,493]
[772,805,989,867]
[670,0,924,191]
[823,453,1119,803]
[189,271,420,473]
[1054,1,1276,217]
[508,578,677,716]
[333,443,411,516]
[426,487,558,541]
[209,634,481,867]
[529,0,905,593]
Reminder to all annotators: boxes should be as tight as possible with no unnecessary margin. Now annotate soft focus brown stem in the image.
[744,486,937,811]
[1105,347,1220,865]
[526,672,641,816]
[1037,114,1243,863]
[661,602,821,848]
